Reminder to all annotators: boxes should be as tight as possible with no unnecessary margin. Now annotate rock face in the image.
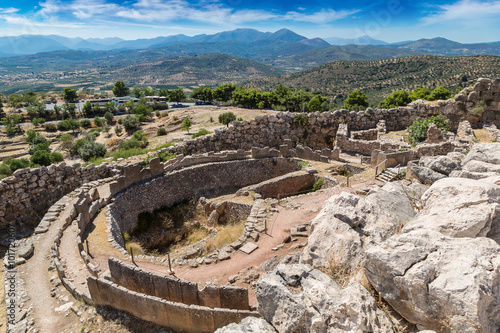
[301,183,414,271]
[365,229,500,332]
[424,123,442,143]
[409,165,447,185]
[256,264,394,333]
[419,155,460,176]
[215,317,277,333]
[403,178,500,241]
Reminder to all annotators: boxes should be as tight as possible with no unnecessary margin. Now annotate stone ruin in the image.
[3,78,500,333]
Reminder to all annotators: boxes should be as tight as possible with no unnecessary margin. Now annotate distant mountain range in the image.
[1,28,499,59]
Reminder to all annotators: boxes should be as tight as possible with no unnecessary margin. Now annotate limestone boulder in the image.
[403,178,500,241]
[462,160,500,174]
[215,317,277,333]
[256,264,393,333]
[419,155,460,176]
[301,183,414,270]
[410,165,447,185]
[365,229,500,332]
[462,143,500,166]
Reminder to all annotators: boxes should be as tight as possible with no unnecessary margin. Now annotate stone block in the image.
[220,286,249,310]
[189,305,215,333]
[198,284,221,308]
[165,301,192,333]
[149,157,163,177]
[147,297,170,328]
[280,145,290,157]
[213,308,242,331]
[240,242,258,254]
[140,168,152,181]
[150,272,170,300]
[181,280,199,305]
[167,277,183,303]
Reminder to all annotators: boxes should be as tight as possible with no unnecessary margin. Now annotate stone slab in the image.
[239,242,259,254]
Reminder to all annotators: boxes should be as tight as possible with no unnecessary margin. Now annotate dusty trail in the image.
[21,197,78,332]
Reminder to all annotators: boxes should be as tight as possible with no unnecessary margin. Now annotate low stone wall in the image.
[107,158,301,247]
[108,258,249,310]
[0,162,120,231]
[335,124,404,155]
[371,150,417,168]
[351,128,379,141]
[236,171,317,198]
[416,140,470,157]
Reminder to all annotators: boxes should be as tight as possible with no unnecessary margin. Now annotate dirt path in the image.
[20,197,79,332]
[58,221,89,294]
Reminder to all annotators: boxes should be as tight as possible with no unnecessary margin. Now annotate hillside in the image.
[394,38,500,56]
[115,53,283,86]
[246,55,500,101]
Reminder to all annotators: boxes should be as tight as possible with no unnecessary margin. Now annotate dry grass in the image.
[84,210,127,259]
[205,219,246,253]
[474,128,494,143]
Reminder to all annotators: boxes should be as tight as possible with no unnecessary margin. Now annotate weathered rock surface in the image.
[462,142,500,166]
[365,229,500,333]
[256,264,393,333]
[419,155,460,176]
[410,165,447,184]
[301,182,414,270]
[403,178,500,241]
[215,316,277,333]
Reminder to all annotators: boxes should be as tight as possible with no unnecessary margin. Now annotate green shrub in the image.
[104,111,114,124]
[94,117,104,127]
[115,125,123,136]
[0,163,12,177]
[380,90,412,109]
[312,178,324,192]
[78,141,107,161]
[161,111,169,118]
[32,117,46,126]
[58,118,80,131]
[119,138,142,150]
[133,130,146,141]
[30,149,52,166]
[157,128,167,136]
[50,152,64,163]
[121,115,140,131]
[44,123,57,132]
[429,86,452,101]
[80,119,91,128]
[407,115,451,146]
[218,112,236,127]
[192,128,211,138]
[24,129,42,144]
[8,158,29,171]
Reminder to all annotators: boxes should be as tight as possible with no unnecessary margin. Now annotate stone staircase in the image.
[376,168,398,183]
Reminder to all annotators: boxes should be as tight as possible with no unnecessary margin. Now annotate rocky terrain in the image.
[217,142,500,332]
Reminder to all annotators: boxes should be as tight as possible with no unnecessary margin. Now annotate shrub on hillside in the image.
[78,141,107,161]
[407,115,451,146]
[157,128,167,136]
[121,115,140,131]
[380,90,412,109]
[192,128,211,138]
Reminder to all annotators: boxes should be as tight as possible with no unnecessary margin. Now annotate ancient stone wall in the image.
[87,276,259,333]
[108,258,250,310]
[0,162,120,230]
[107,158,301,247]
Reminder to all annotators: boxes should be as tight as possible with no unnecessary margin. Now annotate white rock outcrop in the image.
[256,264,394,333]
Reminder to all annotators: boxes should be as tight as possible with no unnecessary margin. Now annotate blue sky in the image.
[0,0,499,42]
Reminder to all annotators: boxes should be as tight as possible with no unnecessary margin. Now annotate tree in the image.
[308,95,327,112]
[191,87,213,102]
[181,117,192,134]
[429,86,452,101]
[218,112,236,127]
[343,90,368,109]
[132,87,144,98]
[78,141,107,161]
[410,88,431,101]
[82,101,92,116]
[58,118,80,132]
[104,101,116,113]
[131,101,152,119]
[63,88,78,102]
[24,129,42,144]
[143,87,155,96]
[380,90,412,109]
[62,103,76,118]
[121,115,140,131]
[30,150,51,166]
[94,117,104,127]
[112,81,130,97]
[104,111,114,124]
[407,115,451,146]
[59,134,75,155]
[168,88,186,104]
[213,83,236,103]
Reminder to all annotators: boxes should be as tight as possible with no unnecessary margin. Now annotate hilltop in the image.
[246,55,500,101]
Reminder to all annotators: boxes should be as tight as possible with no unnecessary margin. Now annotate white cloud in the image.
[283,9,360,24]
[0,7,20,14]
[422,0,500,24]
